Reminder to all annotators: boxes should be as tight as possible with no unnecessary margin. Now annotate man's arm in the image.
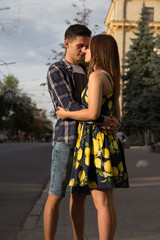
[56,71,119,131]
[48,64,105,124]
[113,99,121,122]
[107,100,121,132]
[47,65,85,112]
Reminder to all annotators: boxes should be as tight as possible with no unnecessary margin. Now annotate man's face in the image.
[65,36,90,64]
[85,45,91,63]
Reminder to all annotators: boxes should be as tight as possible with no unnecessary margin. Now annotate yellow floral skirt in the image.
[69,123,129,189]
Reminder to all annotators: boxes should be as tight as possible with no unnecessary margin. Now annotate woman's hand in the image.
[56,107,67,120]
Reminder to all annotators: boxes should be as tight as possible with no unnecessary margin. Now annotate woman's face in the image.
[85,46,91,63]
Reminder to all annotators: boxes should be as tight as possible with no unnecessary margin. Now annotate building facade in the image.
[104,0,160,109]
[105,0,160,69]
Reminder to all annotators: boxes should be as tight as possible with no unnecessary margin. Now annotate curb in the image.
[15,182,49,240]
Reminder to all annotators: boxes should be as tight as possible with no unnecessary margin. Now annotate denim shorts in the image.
[48,142,90,198]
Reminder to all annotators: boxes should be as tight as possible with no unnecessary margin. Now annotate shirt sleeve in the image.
[47,65,85,111]
[47,64,104,125]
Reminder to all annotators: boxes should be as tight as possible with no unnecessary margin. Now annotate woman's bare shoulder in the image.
[89,71,105,83]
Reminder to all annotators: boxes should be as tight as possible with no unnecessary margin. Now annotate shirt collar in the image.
[62,58,87,73]
[62,58,72,69]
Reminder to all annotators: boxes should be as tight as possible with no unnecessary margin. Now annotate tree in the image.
[122,3,160,143]
[0,74,52,141]
[0,75,19,128]
[145,34,160,141]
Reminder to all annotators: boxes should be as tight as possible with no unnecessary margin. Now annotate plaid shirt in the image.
[47,59,104,148]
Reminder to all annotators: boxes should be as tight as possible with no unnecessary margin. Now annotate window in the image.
[145,7,154,22]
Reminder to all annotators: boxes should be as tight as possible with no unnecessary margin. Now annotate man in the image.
[44,24,119,240]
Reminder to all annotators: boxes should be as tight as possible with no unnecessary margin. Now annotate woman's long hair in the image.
[88,34,121,100]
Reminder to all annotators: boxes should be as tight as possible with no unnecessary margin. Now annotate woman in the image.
[57,34,129,240]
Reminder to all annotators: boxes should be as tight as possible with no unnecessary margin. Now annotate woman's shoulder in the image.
[89,70,114,95]
[89,71,105,82]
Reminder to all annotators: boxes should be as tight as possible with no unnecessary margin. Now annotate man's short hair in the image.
[65,24,91,40]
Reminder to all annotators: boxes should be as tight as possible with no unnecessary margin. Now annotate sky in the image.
[0,0,111,121]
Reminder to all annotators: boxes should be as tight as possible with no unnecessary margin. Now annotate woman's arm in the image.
[56,72,103,121]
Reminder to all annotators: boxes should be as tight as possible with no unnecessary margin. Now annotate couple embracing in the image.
[44,24,129,240]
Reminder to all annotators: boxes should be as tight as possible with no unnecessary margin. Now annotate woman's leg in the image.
[110,190,117,239]
[70,194,86,240]
[91,188,116,240]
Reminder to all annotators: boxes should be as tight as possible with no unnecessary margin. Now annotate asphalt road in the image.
[14,146,160,240]
[0,142,52,240]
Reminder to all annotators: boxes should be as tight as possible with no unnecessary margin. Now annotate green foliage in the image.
[122,3,160,139]
[0,75,52,141]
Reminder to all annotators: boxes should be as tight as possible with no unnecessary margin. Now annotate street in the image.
[0,144,160,240]
[113,147,160,240]
[0,142,52,240]
[54,147,160,240]
[13,146,160,240]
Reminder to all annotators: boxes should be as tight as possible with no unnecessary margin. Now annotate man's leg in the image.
[44,194,62,240]
[43,142,74,240]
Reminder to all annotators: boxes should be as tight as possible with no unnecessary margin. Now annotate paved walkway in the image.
[15,147,160,240]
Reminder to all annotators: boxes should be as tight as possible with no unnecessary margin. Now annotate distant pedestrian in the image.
[117,131,126,143]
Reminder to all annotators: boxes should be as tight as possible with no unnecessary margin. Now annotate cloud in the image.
[26,50,37,57]
[0,0,111,118]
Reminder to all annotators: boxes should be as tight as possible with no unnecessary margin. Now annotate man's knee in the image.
[46,193,62,208]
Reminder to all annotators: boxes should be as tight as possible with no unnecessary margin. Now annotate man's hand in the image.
[56,107,67,120]
[101,116,120,133]
[110,116,120,132]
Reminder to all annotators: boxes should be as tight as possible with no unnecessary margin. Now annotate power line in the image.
[0,56,48,65]
[0,60,16,66]
[0,70,6,77]
[0,7,10,11]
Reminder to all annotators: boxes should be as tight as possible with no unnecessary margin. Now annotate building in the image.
[104,0,160,108]
[105,0,160,70]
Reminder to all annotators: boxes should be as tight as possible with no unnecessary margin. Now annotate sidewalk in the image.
[15,147,160,240]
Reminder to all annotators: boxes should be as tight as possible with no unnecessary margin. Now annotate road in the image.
[1,144,160,240]
[0,142,52,240]
[13,146,160,240]
[53,147,160,240]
